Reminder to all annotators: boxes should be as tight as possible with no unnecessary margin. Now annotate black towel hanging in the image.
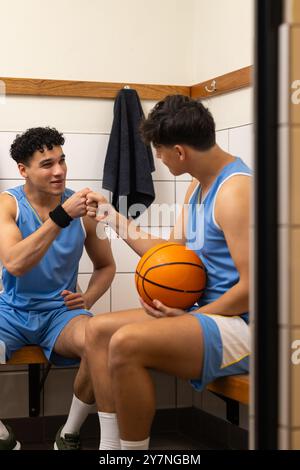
[102,88,155,219]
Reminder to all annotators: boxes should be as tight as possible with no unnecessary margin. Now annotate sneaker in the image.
[0,426,21,450]
[54,425,80,450]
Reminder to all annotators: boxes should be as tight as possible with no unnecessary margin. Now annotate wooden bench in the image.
[8,345,48,365]
[7,346,50,417]
[7,346,249,425]
[207,374,249,425]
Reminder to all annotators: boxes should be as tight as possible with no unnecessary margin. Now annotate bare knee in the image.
[54,316,88,359]
[108,324,143,373]
[85,314,120,351]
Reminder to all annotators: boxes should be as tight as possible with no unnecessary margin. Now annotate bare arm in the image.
[0,194,61,277]
[196,175,251,316]
[106,210,164,257]
[80,216,116,310]
[0,189,89,277]
[86,180,198,257]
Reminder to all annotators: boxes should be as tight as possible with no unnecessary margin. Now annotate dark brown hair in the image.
[140,94,215,151]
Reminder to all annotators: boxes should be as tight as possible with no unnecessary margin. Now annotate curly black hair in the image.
[10,127,65,165]
[140,94,215,151]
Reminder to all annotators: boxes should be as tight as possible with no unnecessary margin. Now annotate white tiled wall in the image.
[229,124,254,169]
[0,124,253,421]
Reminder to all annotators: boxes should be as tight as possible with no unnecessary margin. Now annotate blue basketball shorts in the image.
[188,310,250,391]
[0,297,92,366]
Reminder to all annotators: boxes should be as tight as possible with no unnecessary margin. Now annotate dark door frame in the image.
[254,0,283,449]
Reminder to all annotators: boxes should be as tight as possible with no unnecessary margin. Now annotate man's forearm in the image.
[6,218,61,276]
[110,211,166,257]
[196,281,249,316]
[83,265,116,310]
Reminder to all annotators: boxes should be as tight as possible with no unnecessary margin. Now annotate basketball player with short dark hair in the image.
[85,95,251,450]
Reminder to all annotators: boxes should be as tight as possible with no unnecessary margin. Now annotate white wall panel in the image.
[192,0,254,83]
[111,273,140,311]
[0,179,24,192]
[62,133,109,180]
[152,153,175,181]
[216,129,229,151]
[111,236,140,273]
[137,181,176,227]
[0,132,20,178]
[229,124,254,169]
[66,180,105,195]
[203,88,254,131]
[0,0,193,85]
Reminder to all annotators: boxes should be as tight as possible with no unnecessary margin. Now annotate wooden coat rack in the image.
[0,66,253,101]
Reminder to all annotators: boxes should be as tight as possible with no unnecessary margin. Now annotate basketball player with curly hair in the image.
[0,127,115,450]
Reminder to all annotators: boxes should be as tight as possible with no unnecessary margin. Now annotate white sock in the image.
[121,437,150,450]
[0,420,9,440]
[98,412,121,450]
[61,394,95,437]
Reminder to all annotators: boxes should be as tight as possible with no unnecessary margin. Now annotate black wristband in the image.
[49,205,73,228]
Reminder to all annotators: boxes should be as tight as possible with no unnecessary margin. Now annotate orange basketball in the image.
[135,242,206,310]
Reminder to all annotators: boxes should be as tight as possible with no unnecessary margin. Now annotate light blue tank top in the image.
[186,157,252,318]
[0,186,86,311]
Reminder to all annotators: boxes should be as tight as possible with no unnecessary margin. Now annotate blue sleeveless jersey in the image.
[186,157,252,317]
[0,186,86,311]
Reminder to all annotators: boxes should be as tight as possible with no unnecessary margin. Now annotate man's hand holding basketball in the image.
[140,297,185,318]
